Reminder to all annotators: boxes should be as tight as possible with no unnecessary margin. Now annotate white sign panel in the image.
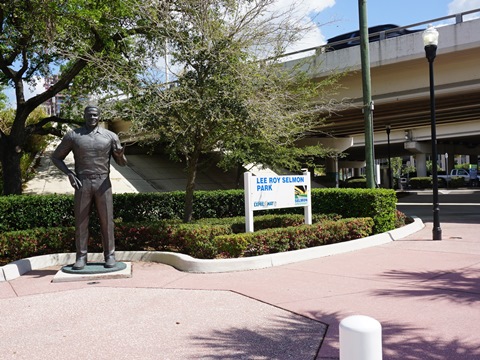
[250,174,310,210]
[244,172,312,232]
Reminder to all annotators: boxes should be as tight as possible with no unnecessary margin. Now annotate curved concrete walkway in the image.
[2,219,480,359]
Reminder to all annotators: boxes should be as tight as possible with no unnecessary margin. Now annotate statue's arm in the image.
[111,134,128,167]
[51,137,82,189]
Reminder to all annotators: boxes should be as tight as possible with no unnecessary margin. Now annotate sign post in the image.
[244,171,312,232]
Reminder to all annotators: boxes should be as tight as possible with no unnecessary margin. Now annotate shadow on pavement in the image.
[307,309,480,360]
[191,313,327,360]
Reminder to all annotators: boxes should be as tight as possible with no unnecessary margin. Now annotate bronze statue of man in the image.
[51,106,127,270]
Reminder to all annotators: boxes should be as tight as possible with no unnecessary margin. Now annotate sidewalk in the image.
[1,221,479,359]
[2,149,480,359]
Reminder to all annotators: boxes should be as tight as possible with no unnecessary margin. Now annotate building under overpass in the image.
[288,9,480,185]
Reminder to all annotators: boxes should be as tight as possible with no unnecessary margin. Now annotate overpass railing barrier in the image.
[277,8,480,60]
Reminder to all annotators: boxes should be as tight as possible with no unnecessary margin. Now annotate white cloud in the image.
[275,0,335,14]
[5,77,46,108]
[270,0,336,59]
[24,78,46,101]
[448,0,480,19]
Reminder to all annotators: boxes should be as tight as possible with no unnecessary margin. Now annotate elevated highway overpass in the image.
[288,9,480,181]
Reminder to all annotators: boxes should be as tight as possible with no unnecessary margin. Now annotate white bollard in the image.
[339,315,382,360]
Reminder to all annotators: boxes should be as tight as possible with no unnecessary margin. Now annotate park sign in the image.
[244,171,312,232]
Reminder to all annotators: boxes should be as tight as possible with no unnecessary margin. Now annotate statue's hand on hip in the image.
[67,172,82,189]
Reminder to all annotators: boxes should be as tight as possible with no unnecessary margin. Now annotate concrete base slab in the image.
[61,261,127,274]
[52,262,132,283]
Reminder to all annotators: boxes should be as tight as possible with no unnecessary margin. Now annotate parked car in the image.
[326,24,421,51]
[437,169,480,187]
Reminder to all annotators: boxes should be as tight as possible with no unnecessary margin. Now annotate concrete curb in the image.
[1,217,424,281]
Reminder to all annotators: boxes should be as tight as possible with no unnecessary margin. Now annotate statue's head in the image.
[84,105,100,115]
[84,105,100,129]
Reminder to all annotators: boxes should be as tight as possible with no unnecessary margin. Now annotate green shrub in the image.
[309,188,396,233]
[0,215,375,265]
[167,224,232,259]
[0,188,396,234]
[0,194,74,232]
[394,210,414,228]
[0,227,76,265]
[343,178,367,188]
[449,177,466,188]
[215,217,374,258]
[409,177,432,189]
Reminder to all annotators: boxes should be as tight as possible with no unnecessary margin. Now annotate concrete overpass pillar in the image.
[326,157,338,185]
[469,154,479,166]
[404,141,431,177]
[416,153,427,177]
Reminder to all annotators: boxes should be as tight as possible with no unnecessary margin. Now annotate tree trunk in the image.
[1,107,30,195]
[183,151,200,223]
[1,134,23,195]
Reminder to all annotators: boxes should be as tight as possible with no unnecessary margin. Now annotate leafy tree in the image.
[0,0,164,195]
[113,0,341,222]
[0,85,8,111]
[0,106,52,191]
[390,157,403,179]
[426,159,441,174]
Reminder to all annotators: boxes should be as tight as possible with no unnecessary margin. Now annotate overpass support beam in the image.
[296,137,354,152]
[404,141,431,177]
[296,137,354,186]
[404,141,431,154]
[416,154,427,177]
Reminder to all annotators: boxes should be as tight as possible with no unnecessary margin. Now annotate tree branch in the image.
[24,23,147,112]
[25,116,80,137]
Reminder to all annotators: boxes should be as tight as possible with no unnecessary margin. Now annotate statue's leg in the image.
[73,179,93,269]
[95,176,115,267]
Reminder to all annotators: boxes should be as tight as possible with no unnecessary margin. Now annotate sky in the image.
[287,0,480,53]
[6,0,480,107]
[318,0,480,40]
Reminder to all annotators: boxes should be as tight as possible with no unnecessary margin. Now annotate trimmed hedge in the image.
[0,188,396,233]
[342,178,367,188]
[408,177,432,189]
[409,176,468,189]
[215,217,374,257]
[0,194,75,232]
[409,176,466,189]
[310,188,395,233]
[0,227,76,263]
[0,188,396,265]
[0,214,374,265]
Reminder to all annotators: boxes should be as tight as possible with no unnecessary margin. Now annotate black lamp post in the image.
[386,125,392,189]
[423,25,442,240]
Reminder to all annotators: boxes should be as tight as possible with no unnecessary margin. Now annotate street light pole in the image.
[386,125,392,189]
[423,25,442,240]
[358,0,376,189]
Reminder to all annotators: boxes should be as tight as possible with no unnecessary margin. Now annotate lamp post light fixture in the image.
[423,24,442,240]
[386,125,392,189]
